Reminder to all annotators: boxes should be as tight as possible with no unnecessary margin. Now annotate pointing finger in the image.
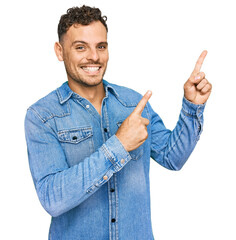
[192,50,208,75]
[133,90,152,115]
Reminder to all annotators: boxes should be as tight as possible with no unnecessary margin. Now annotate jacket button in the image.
[111,218,116,223]
[103,175,108,180]
[104,128,108,132]
[72,136,77,140]
[110,188,115,192]
[121,159,125,164]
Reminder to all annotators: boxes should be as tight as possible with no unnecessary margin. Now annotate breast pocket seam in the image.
[57,127,93,144]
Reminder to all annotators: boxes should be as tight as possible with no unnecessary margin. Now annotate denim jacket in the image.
[25,80,205,240]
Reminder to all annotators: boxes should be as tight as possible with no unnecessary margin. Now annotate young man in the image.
[25,5,212,240]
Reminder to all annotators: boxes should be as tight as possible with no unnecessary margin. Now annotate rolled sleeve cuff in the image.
[101,135,132,172]
[182,97,206,118]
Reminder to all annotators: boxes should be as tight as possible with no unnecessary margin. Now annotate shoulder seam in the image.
[28,107,46,123]
[28,101,71,123]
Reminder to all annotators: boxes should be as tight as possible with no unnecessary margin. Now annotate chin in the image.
[79,77,103,87]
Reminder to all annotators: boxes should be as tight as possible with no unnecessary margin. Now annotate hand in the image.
[184,50,212,105]
[116,91,152,152]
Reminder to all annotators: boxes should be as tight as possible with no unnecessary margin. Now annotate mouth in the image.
[81,65,102,74]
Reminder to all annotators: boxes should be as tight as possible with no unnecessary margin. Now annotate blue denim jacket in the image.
[25,80,205,240]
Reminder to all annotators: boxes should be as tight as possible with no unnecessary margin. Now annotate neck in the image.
[68,80,105,115]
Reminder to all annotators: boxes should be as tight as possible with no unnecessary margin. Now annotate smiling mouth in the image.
[81,66,101,73]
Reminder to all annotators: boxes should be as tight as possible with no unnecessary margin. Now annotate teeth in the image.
[82,67,100,72]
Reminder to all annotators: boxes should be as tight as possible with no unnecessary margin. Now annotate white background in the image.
[0,0,235,239]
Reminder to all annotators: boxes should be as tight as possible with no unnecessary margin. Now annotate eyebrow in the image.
[71,41,108,46]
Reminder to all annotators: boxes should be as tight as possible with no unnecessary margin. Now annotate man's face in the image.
[59,21,109,87]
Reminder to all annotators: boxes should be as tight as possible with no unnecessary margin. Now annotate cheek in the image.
[101,52,109,63]
[65,51,85,64]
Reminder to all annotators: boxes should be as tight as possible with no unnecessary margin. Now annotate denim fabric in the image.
[25,80,205,240]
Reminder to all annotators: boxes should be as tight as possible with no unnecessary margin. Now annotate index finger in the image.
[133,90,152,115]
[192,50,208,75]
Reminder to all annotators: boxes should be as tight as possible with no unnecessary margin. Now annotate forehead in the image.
[63,21,107,45]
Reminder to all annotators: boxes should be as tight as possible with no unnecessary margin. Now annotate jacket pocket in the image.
[57,127,94,166]
[58,127,93,144]
[117,121,144,161]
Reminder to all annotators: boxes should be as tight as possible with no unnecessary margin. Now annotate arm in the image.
[25,108,131,217]
[149,97,205,170]
[150,50,212,170]
[116,51,211,170]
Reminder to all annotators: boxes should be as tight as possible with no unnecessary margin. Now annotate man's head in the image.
[54,6,109,88]
[57,6,108,43]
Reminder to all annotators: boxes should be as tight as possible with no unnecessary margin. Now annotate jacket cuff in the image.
[182,97,206,118]
[101,135,132,172]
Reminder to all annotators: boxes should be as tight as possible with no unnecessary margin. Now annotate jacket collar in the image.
[56,80,119,105]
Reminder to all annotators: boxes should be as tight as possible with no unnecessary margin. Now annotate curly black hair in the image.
[58,5,108,42]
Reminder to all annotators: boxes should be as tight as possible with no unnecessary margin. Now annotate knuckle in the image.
[137,117,142,124]
[144,131,148,140]
[206,85,211,91]
[200,72,205,78]
[184,82,189,90]
[201,88,206,93]
[142,117,149,125]
[196,84,201,90]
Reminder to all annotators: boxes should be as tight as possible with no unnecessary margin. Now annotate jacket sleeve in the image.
[148,97,206,170]
[25,108,131,217]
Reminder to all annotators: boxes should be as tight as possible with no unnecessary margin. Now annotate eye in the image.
[98,45,107,50]
[76,45,86,51]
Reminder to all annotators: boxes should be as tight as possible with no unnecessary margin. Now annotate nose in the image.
[86,48,99,62]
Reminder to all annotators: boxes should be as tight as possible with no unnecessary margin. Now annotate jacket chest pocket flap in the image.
[117,121,143,161]
[58,127,93,144]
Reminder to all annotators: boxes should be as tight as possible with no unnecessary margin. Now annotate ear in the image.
[54,42,64,61]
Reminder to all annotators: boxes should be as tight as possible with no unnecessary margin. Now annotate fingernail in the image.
[195,76,201,80]
[147,90,152,96]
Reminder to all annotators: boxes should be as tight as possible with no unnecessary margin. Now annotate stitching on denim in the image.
[101,144,117,167]
[29,101,71,122]
[28,107,45,123]
[114,175,119,240]
[182,109,198,118]
[105,83,120,99]
[108,177,112,240]
[100,103,107,143]
[76,100,100,124]
[56,87,63,103]
[28,108,60,139]
[87,167,113,193]
[56,87,73,104]
[43,102,71,121]
[103,102,110,139]
[102,145,116,166]
[58,133,93,144]
[94,168,113,187]
[58,127,92,134]
[113,94,138,108]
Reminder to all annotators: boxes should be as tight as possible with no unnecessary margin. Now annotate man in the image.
[25,5,212,240]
